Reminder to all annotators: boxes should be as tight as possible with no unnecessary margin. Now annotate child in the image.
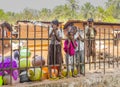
[48,19,63,79]
[85,18,97,62]
[73,27,85,75]
[64,29,77,77]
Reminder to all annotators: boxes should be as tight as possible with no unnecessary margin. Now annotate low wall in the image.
[4,68,120,87]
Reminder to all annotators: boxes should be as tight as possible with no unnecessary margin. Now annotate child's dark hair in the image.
[51,19,59,26]
[71,26,77,32]
[1,22,12,31]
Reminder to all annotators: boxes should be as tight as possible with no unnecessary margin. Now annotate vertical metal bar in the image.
[34,25,36,76]
[99,28,101,69]
[117,30,119,67]
[73,51,74,76]
[47,26,50,77]
[26,24,29,80]
[86,29,89,69]
[108,28,110,68]
[53,29,56,76]
[10,24,13,85]
[1,26,4,85]
[18,25,21,77]
[67,43,69,78]
[104,28,105,74]
[78,29,80,75]
[118,31,120,68]
[113,28,114,68]
[60,26,63,76]
[89,35,91,70]
[53,30,56,75]
[83,27,85,76]
[72,27,75,76]
[94,29,96,70]
[40,26,43,80]
[66,31,69,78]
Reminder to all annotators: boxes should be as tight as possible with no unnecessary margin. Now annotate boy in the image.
[85,18,97,62]
[73,26,85,75]
[48,19,63,78]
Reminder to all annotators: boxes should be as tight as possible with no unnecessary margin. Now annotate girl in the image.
[48,19,63,79]
[64,29,77,77]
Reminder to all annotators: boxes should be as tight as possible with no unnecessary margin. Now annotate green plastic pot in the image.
[28,68,43,81]
[20,58,30,68]
[61,68,78,77]
[0,76,3,86]
[20,48,31,58]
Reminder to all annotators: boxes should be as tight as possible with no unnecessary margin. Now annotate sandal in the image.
[58,74,64,79]
[49,76,59,80]
[76,74,81,77]
[72,75,77,78]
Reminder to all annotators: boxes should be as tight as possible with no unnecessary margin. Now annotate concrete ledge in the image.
[3,68,120,87]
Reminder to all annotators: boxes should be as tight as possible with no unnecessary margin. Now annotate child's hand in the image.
[71,35,74,40]
[68,39,71,43]
[53,29,55,33]
[88,28,91,33]
[53,29,57,37]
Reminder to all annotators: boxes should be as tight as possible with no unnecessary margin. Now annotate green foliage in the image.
[106,0,120,19]
[39,8,51,21]
[81,2,95,19]
[0,9,8,21]
[0,0,119,23]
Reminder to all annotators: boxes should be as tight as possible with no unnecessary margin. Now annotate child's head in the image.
[71,26,77,35]
[67,26,72,32]
[51,19,59,29]
[1,22,12,32]
[87,18,94,27]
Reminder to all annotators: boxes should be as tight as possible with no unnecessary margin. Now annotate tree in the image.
[103,5,117,22]
[51,4,72,21]
[95,6,105,21]
[95,5,117,22]
[0,9,8,21]
[106,0,120,19]
[66,0,79,19]
[39,8,51,21]
[22,8,35,20]
[81,2,95,19]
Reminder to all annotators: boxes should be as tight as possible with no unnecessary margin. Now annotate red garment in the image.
[64,40,77,56]
[7,31,11,37]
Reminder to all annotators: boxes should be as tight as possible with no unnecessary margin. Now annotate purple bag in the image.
[0,56,18,80]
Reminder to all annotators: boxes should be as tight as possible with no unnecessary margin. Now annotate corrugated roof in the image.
[17,20,63,25]
[64,20,120,29]
[66,20,120,25]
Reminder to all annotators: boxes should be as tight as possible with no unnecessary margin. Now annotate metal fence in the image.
[0,24,120,85]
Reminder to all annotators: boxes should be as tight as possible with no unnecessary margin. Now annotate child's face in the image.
[70,28,77,35]
[52,24,58,30]
[73,29,77,34]
[69,32,74,40]
[88,22,93,27]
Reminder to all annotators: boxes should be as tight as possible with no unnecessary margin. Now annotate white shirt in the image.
[49,27,62,44]
[74,30,84,51]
